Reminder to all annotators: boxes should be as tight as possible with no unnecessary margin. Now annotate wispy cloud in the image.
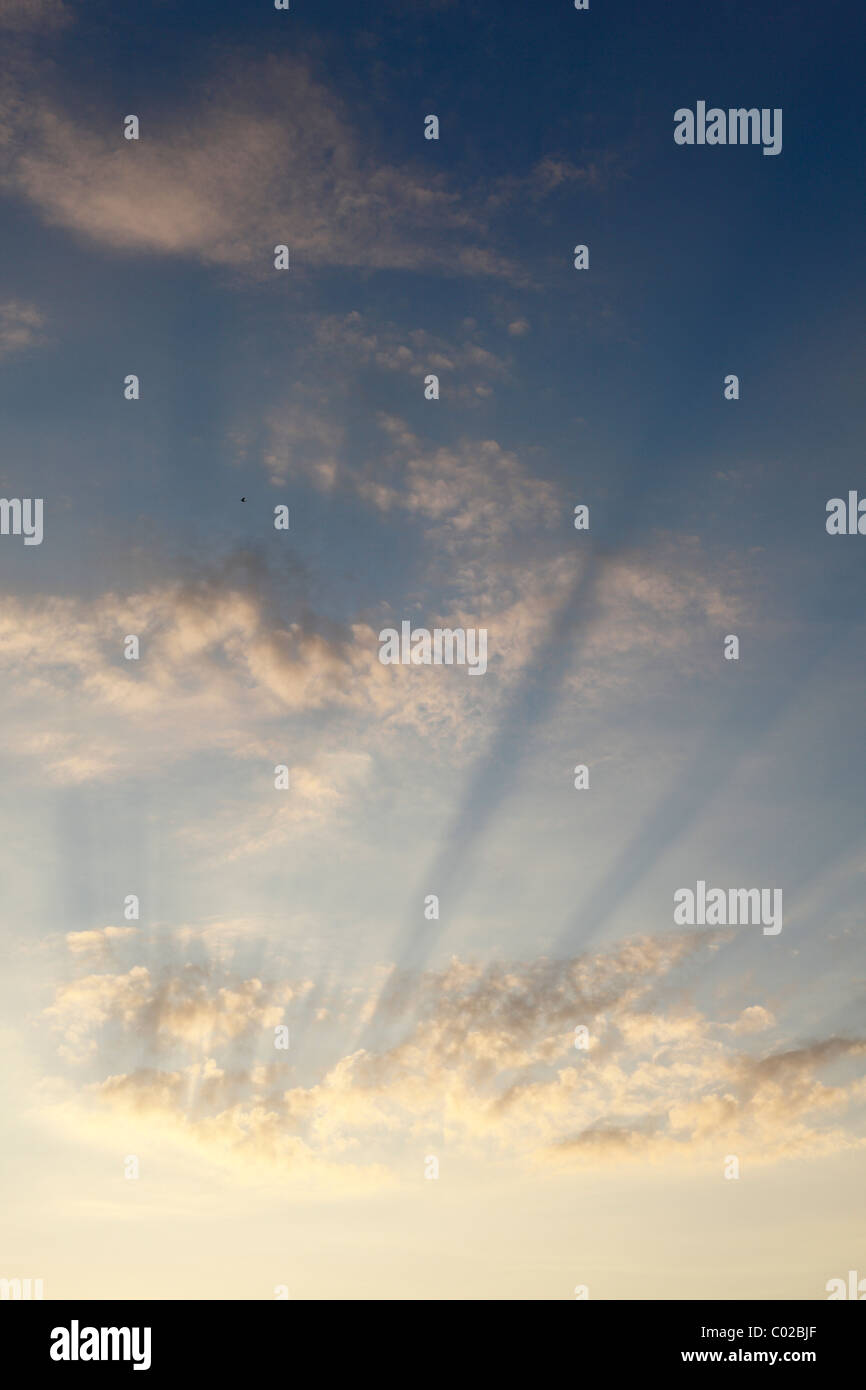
[0,297,45,359]
[265,408,558,544]
[1,56,527,280]
[0,0,71,33]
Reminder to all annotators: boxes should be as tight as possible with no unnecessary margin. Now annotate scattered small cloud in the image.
[0,298,46,359]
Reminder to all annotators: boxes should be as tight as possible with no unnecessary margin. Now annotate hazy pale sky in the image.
[1,0,864,1300]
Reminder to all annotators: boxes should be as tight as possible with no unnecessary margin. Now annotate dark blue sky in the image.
[3,0,865,607]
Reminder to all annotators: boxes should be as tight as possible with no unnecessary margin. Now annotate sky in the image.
[0,0,865,1301]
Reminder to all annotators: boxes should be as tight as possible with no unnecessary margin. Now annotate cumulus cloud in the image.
[0,525,751,797]
[36,931,866,1182]
[0,577,365,758]
[46,963,297,1062]
[0,571,510,782]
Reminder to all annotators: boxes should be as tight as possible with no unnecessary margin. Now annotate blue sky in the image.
[0,0,864,1299]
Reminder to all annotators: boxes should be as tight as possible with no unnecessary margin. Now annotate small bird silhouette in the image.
[241,497,246,502]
